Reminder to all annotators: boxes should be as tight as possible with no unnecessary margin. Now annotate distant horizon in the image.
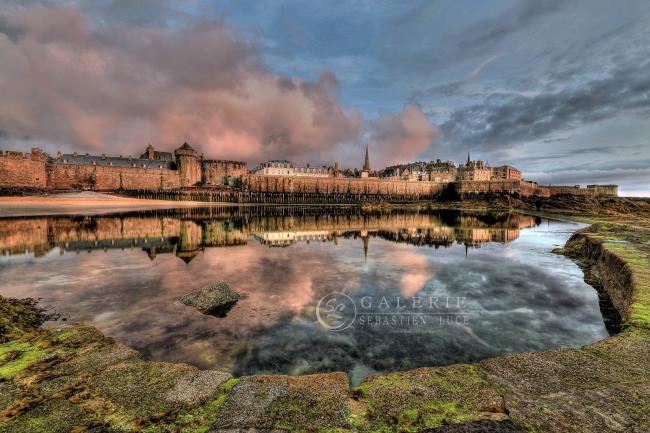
[0,1,648,196]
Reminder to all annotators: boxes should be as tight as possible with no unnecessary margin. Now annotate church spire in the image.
[363,235,369,263]
[363,145,370,172]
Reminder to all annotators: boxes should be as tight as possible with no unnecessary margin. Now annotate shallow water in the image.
[0,207,607,384]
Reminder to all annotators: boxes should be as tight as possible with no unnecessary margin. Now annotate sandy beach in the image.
[0,192,221,217]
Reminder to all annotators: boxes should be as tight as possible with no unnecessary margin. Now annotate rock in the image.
[88,360,228,424]
[211,372,350,430]
[179,281,246,317]
[354,364,506,430]
[164,370,232,406]
[421,419,527,432]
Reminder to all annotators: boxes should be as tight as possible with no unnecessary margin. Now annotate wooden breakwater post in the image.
[114,187,432,205]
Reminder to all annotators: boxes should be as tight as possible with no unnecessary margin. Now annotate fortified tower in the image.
[174,142,201,187]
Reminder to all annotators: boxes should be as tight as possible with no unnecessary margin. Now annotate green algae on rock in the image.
[0,297,48,343]
[352,364,506,431]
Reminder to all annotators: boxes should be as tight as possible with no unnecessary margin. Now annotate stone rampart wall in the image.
[202,161,247,185]
[242,174,447,197]
[548,186,594,196]
[452,180,549,197]
[47,163,181,190]
[0,152,47,188]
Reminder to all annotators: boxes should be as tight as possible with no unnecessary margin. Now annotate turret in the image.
[174,142,201,187]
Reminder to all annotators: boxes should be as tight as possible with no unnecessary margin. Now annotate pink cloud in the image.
[0,5,438,168]
[368,105,440,167]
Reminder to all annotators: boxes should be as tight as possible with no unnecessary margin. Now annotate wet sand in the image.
[0,192,221,217]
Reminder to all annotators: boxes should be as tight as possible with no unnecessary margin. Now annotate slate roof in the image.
[176,142,195,151]
[52,154,176,169]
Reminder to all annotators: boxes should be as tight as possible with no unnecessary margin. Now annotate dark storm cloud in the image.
[0,15,24,41]
[439,60,650,151]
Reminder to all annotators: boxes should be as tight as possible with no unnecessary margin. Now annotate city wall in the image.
[241,175,553,199]
[452,179,550,197]
[46,164,181,190]
[202,161,247,186]
[0,150,48,188]
[241,174,447,197]
[0,147,616,199]
[548,185,619,197]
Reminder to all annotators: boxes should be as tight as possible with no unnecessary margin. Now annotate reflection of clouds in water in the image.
[0,240,355,369]
[229,234,606,384]
[0,219,607,381]
[383,247,433,297]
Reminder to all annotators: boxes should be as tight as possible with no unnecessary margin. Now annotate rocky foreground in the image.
[0,208,649,432]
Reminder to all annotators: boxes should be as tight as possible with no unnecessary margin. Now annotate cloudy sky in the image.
[0,0,648,195]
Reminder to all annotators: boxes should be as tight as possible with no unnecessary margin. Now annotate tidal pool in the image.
[0,207,608,384]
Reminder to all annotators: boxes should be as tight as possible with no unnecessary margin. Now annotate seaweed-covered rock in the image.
[422,419,527,433]
[179,281,246,317]
[211,372,350,430]
[0,297,47,343]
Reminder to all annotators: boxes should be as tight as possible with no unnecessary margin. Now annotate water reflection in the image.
[0,208,541,260]
[0,208,607,384]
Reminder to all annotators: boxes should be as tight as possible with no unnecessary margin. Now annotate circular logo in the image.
[316,292,357,331]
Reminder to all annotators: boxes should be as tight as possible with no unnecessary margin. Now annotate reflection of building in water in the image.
[0,218,50,257]
[374,213,539,250]
[454,227,520,245]
[177,220,203,263]
[0,215,247,263]
[376,226,456,249]
[254,231,333,247]
[0,210,543,261]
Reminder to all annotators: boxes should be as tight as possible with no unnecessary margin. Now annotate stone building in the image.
[0,142,246,190]
[251,160,332,177]
[457,155,492,181]
[427,160,457,182]
[380,162,427,181]
[0,143,618,199]
[140,144,173,162]
[380,160,457,182]
[491,165,522,181]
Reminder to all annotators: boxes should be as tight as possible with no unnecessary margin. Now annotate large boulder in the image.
[179,281,246,317]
